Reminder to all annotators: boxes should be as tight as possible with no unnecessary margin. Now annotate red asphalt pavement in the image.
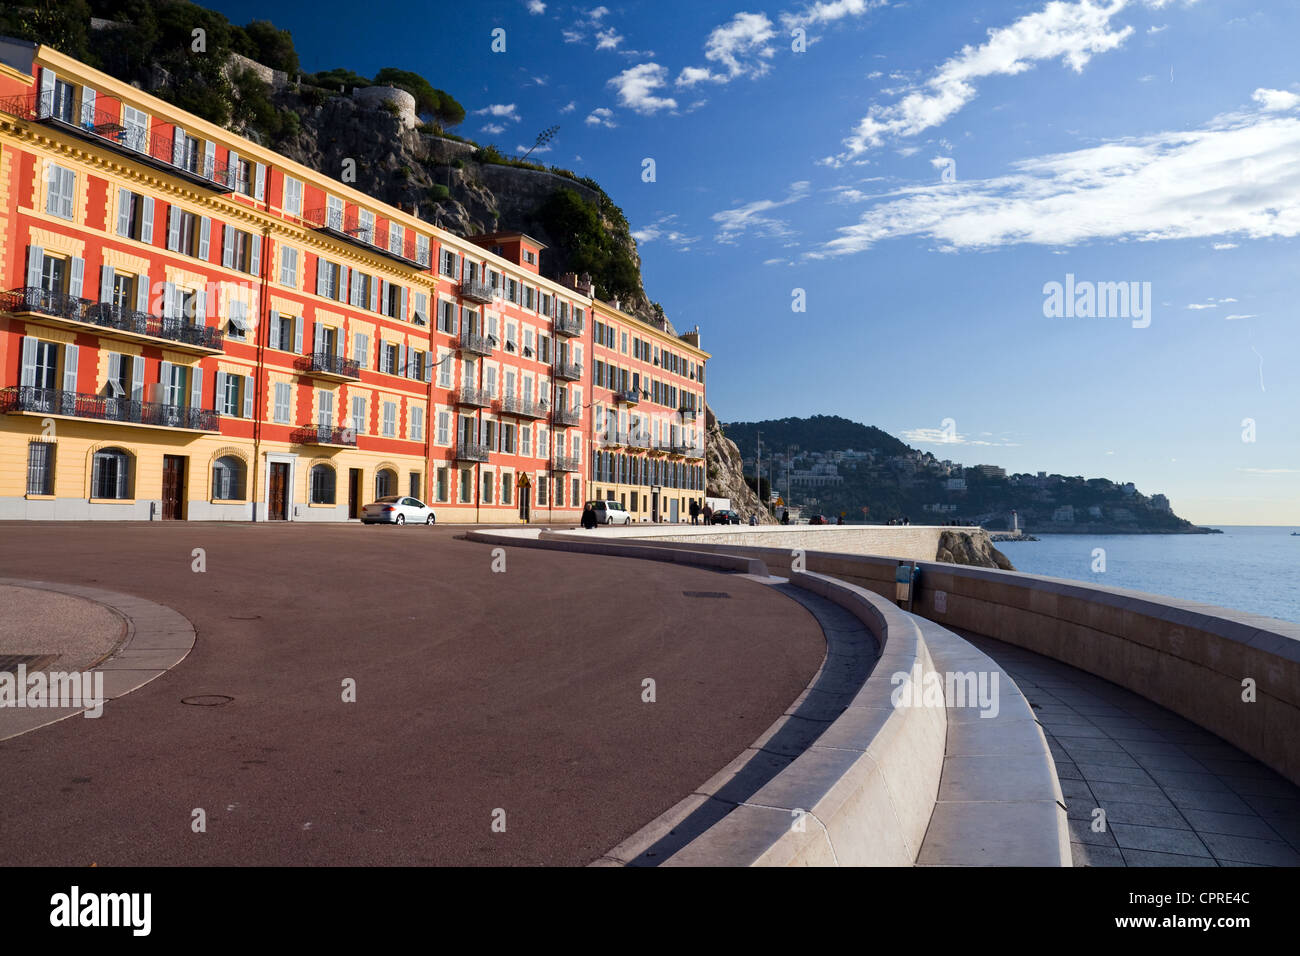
[0,522,824,866]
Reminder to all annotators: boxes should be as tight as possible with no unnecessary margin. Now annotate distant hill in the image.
[723,415,912,461]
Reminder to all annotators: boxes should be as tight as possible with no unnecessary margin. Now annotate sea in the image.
[995,526,1300,626]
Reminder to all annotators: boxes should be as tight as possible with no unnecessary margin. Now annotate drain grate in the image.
[683,591,731,599]
[0,654,57,673]
[181,695,234,706]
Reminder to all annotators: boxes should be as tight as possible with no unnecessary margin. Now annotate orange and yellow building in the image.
[0,39,708,523]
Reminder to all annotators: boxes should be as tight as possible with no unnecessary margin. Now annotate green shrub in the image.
[428,184,450,201]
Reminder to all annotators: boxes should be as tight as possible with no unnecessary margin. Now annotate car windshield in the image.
[375,497,400,503]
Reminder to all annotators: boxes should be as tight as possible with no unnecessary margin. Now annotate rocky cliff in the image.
[705,407,777,525]
[936,530,1016,570]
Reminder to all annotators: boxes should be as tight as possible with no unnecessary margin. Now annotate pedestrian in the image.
[702,504,713,525]
[748,513,757,526]
[837,515,844,526]
[689,499,700,526]
[581,502,597,530]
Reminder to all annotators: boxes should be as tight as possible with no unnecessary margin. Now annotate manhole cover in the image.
[181,695,234,706]
[0,654,57,673]
[682,591,731,599]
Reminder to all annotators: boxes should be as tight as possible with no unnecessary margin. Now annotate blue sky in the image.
[208,0,1300,524]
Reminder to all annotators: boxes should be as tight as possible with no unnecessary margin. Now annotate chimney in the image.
[561,271,578,290]
[578,272,594,296]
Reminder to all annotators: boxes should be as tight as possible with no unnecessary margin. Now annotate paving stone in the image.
[1072,843,1126,867]
[1181,809,1284,841]
[1199,832,1300,866]
[1088,781,1174,808]
[1130,752,1209,773]
[1069,818,1117,846]
[1144,769,1232,793]
[1093,801,1190,829]
[1164,788,1253,814]
[1119,848,1218,867]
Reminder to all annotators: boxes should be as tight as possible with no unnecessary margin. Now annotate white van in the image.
[589,499,632,525]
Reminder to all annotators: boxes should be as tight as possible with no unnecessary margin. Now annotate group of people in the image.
[887,517,911,526]
[689,500,711,525]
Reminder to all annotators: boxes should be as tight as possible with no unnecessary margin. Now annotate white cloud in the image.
[474,103,521,122]
[1224,314,1256,320]
[608,63,678,114]
[1147,23,1167,33]
[526,0,546,13]
[1253,88,1300,112]
[595,27,624,50]
[1212,242,1239,250]
[585,107,617,128]
[1237,467,1300,474]
[562,28,584,43]
[560,101,576,113]
[588,5,610,19]
[631,214,700,249]
[676,12,777,88]
[1219,297,1238,303]
[827,0,1136,163]
[480,123,507,135]
[899,427,1020,447]
[782,0,887,31]
[809,94,1300,257]
[712,181,812,243]
[1186,303,1217,310]
[517,143,553,154]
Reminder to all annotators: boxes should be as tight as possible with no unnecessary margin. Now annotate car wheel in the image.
[426,514,436,525]
[395,514,405,526]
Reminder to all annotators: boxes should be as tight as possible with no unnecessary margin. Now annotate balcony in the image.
[298,350,361,382]
[615,388,641,405]
[679,407,698,422]
[553,360,582,382]
[627,433,652,451]
[455,441,490,463]
[291,424,357,447]
[554,314,584,338]
[0,92,233,192]
[499,394,547,419]
[457,386,492,408]
[301,207,430,270]
[4,287,225,355]
[552,455,581,473]
[459,329,493,356]
[458,279,495,304]
[552,406,582,428]
[1,385,219,432]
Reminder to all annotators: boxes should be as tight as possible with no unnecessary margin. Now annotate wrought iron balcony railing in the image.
[301,350,361,380]
[0,91,233,191]
[678,406,698,422]
[615,388,641,405]
[459,329,493,356]
[458,279,494,304]
[291,424,358,447]
[1,385,219,431]
[4,287,224,351]
[455,441,490,462]
[551,455,581,473]
[553,314,584,338]
[457,386,492,407]
[301,207,430,269]
[552,406,582,427]
[553,360,582,382]
[499,394,547,419]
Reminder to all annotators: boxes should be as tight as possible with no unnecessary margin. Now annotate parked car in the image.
[710,509,741,525]
[361,496,436,525]
[588,499,632,525]
[808,514,830,525]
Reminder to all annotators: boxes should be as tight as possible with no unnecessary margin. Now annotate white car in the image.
[589,499,632,525]
[361,496,436,525]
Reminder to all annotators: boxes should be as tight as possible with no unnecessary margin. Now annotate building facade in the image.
[0,41,708,523]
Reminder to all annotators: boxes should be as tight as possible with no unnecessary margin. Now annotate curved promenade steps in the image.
[468,530,1069,866]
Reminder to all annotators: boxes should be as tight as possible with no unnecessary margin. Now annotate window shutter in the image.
[195,290,206,325]
[136,273,150,313]
[162,282,175,320]
[369,276,378,313]
[221,226,235,268]
[243,376,255,419]
[20,337,38,388]
[131,354,145,400]
[99,265,114,302]
[117,189,132,237]
[141,197,155,243]
[190,366,203,408]
[254,163,266,201]
[172,127,185,166]
[159,361,172,398]
[293,315,304,353]
[268,310,281,350]
[313,320,324,355]
[424,353,433,383]
[38,68,54,118]
[204,140,215,180]
[116,455,128,500]
[249,234,261,276]
[167,206,181,252]
[26,246,43,289]
[198,217,211,259]
[107,352,122,393]
[227,150,239,189]
[316,257,327,296]
[399,343,408,377]
[338,265,349,303]
[214,370,226,411]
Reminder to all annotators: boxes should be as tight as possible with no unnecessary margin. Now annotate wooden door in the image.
[161,455,185,520]
[348,469,362,519]
[269,462,289,520]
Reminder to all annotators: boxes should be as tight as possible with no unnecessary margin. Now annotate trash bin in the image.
[895,563,921,605]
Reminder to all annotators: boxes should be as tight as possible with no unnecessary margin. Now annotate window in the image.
[440,249,458,278]
[220,373,242,416]
[47,76,75,122]
[521,425,531,456]
[384,282,402,318]
[409,471,421,498]
[437,410,450,445]
[319,259,342,299]
[436,467,449,503]
[459,468,472,503]
[354,333,370,369]
[226,300,248,340]
[236,158,253,197]
[524,250,536,265]
[376,468,397,499]
[438,299,456,333]
[503,423,516,454]
[381,343,399,375]
[273,382,292,423]
[177,131,201,173]
[111,274,135,312]
[437,351,452,388]
[212,456,245,500]
[279,247,299,287]
[572,477,580,507]
[121,106,148,151]
[382,401,397,437]
[351,396,366,436]
[326,196,344,230]
[222,225,260,274]
[502,474,513,505]
[310,464,336,504]
[416,235,431,268]
[168,207,201,257]
[46,164,75,219]
[412,291,428,326]
[357,210,375,245]
[389,222,404,256]
[91,448,131,499]
[410,407,424,441]
[116,189,154,243]
[537,473,548,506]
[482,471,493,504]
[283,176,303,216]
[26,442,55,496]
